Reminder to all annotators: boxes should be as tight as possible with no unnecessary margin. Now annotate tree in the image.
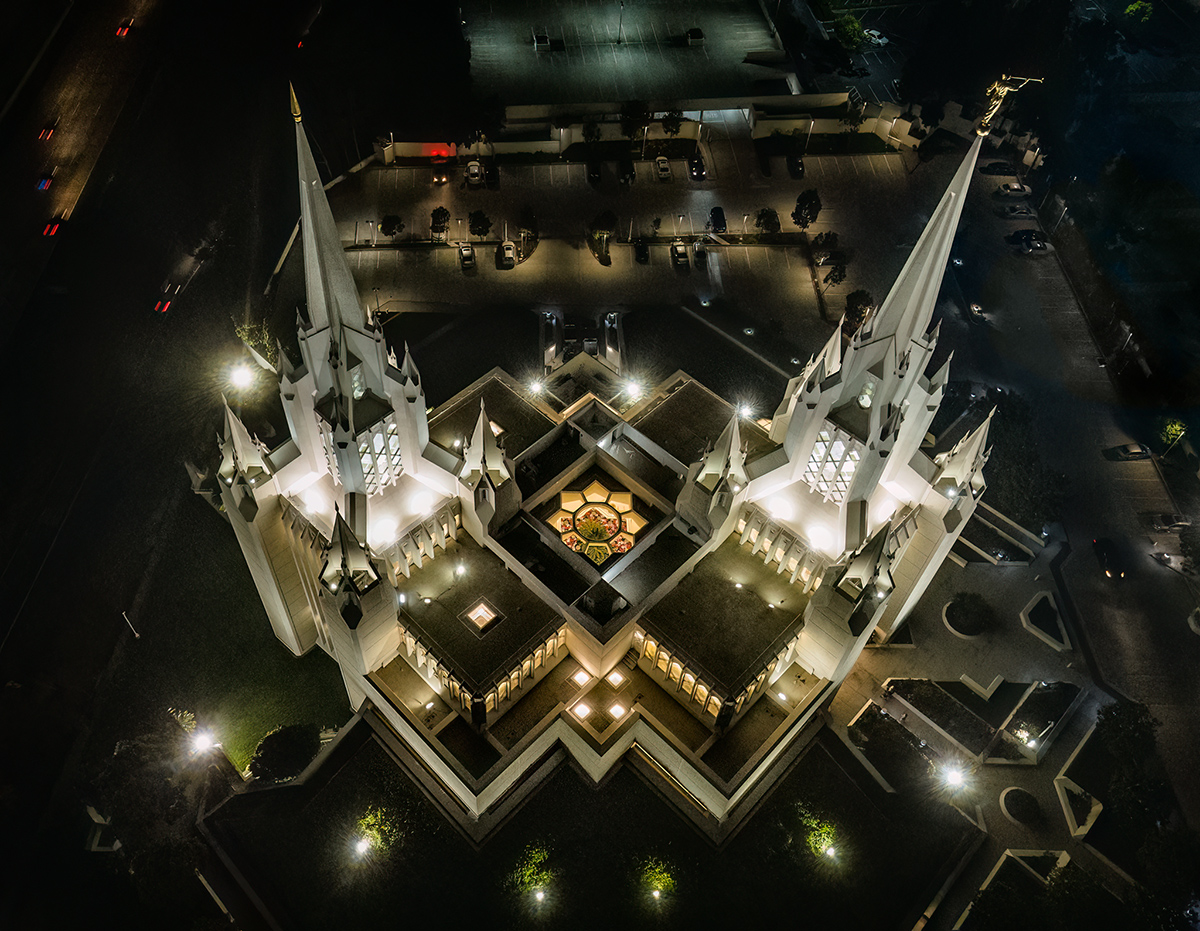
[430,206,451,232]
[379,215,404,238]
[755,207,781,235]
[1095,699,1159,761]
[843,289,874,332]
[468,209,493,240]
[248,724,321,782]
[792,189,822,230]
[582,120,602,148]
[518,206,538,240]
[619,100,651,141]
[1157,417,1186,455]
[812,231,840,263]
[661,108,684,138]
[833,12,866,49]
[1125,0,1153,21]
[823,263,848,291]
[1180,523,1200,568]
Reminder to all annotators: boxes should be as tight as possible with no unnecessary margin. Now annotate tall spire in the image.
[697,414,746,491]
[293,85,367,335]
[864,134,983,349]
[461,401,510,486]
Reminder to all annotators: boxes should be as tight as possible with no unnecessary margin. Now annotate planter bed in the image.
[891,679,995,756]
[1004,682,1080,745]
[938,680,1029,729]
[1027,594,1062,640]
[960,519,1027,563]
[847,704,933,791]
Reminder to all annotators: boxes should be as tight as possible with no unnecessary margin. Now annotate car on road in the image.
[1093,537,1127,580]
[43,215,64,237]
[588,161,602,185]
[432,158,449,184]
[786,154,805,179]
[155,280,183,315]
[1152,513,1191,532]
[1000,204,1036,218]
[863,29,889,46]
[655,156,671,181]
[966,302,986,324]
[465,161,482,185]
[35,169,56,190]
[1019,239,1054,256]
[619,158,635,184]
[708,207,727,234]
[688,154,706,181]
[38,119,58,140]
[500,241,516,268]
[116,18,133,36]
[978,162,1016,176]
[999,182,1033,197]
[1006,228,1044,245]
[634,240,649,264]
[459,243,475,268]
[671,241,689,266]
[1115,443,1152,461]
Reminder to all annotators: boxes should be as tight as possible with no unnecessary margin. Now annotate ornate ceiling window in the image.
[803,426,862,504]
[547,479,648,566]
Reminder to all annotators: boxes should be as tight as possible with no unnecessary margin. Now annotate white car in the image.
[999,182,1033,197]
[501,241,516,268]
[466,161,482,185]
[459,243,475,268]
[863,29,888,46]
[655,156,671,181]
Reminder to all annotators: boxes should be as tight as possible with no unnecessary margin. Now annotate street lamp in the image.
[742,213,749,235]
[457,217,464,242]
[368,219,377,246]
[229,364,253,390]
[617,1,624,43]
[677,214,684,235]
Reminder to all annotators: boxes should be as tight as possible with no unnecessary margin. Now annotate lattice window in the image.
[803,426,863,503]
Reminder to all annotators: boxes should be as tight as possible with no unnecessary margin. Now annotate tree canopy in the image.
[468,209,493,239]
[792,189,822,230]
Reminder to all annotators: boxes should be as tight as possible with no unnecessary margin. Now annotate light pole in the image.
[676,214,684,236]
[368,219,377,246]
[373,287,381,318]
[457,217,464,242]
[617,1,624,44]
[742,213,749,235]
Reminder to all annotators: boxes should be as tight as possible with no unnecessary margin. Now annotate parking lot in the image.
[462,0,782,104]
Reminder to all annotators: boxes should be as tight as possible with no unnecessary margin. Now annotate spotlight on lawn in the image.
[535,890,545,902]
[945,767,965,787]
[530,381,543,394]
[191,730,215,754]
[229,364,254,390]
[824,846,837,858]
[355,837,371,856]
[739,405,752,418]
[652,890,661,900]
[626,381,643,400]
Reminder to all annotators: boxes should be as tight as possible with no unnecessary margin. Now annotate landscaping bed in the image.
[938,680,1029,729]
[1004,682,1080,746]
[891,679,995,755]
[847,703,933,791]
[1027,594,1063,640]
[960,519,1027,562]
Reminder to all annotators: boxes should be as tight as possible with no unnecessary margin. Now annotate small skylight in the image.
[573,670,591,687]
[606,671,625,687]
[573,703,591,718]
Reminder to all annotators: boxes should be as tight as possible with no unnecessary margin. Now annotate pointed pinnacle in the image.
[290,83,302,123]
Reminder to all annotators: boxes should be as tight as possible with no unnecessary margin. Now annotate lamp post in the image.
[676,214,684,236]
[742,213,749,235]
[617,1,624,44]
[457,217,464,242]
[368,219,377,246]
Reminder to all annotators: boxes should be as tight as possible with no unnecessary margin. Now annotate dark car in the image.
[671,241,689,266]
[688,154,706,181]
[978,161,1016,176]
[38,118,58,140]
[432,158,449,184]
[1007,228,1044,244]
[786,154,805,179]
[634,240,649,264]
[1152,513,1191,532]
[588,161,602,185]
[1115,443,1152,461]
[618,158,635,184]
[485,162,499,187]
[708,207,726,234]
[1093,538,1126,580]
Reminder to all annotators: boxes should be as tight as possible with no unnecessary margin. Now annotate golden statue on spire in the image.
[977,74,1043,136]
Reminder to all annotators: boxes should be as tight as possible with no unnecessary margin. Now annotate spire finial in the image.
[290,83,302,123]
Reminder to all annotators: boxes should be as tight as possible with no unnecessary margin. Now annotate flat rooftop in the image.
[428,376,555,460]
[632,379,776,467]
[641,534,808,692]
[396,534,562,690]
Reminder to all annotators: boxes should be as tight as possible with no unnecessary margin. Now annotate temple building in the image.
[191,90,992,840]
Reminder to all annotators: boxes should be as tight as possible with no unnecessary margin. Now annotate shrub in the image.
[247,723,320,781]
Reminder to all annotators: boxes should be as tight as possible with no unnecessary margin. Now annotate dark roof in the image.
[640,535,809,693]
[396,534,563,691]
[428,377,555,459]
[632,380,775,467]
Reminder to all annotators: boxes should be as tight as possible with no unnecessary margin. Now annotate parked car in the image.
[863,28,889,46]
[1000,204,1036,219]
[634,240,649,264]
[786,153,805,179]
[1153,513,1191,532]
[693,241,707,264]
[459,243,475,268]
[1008,228,1044,244]
[1020,239,1054,255]
[688,154,706,181]
[978,162,1016,176]
[709,206,727,234]
[999,182,1033,197]
[1115,443,1152,461]
[465,160,482,185]
[485,162,499,187]
[619,158,635,184]
[1092,537,1126,580]
[655,156,671,181]
[500,241,516,268]
[588,161,602,184]
[671,241,689,266]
